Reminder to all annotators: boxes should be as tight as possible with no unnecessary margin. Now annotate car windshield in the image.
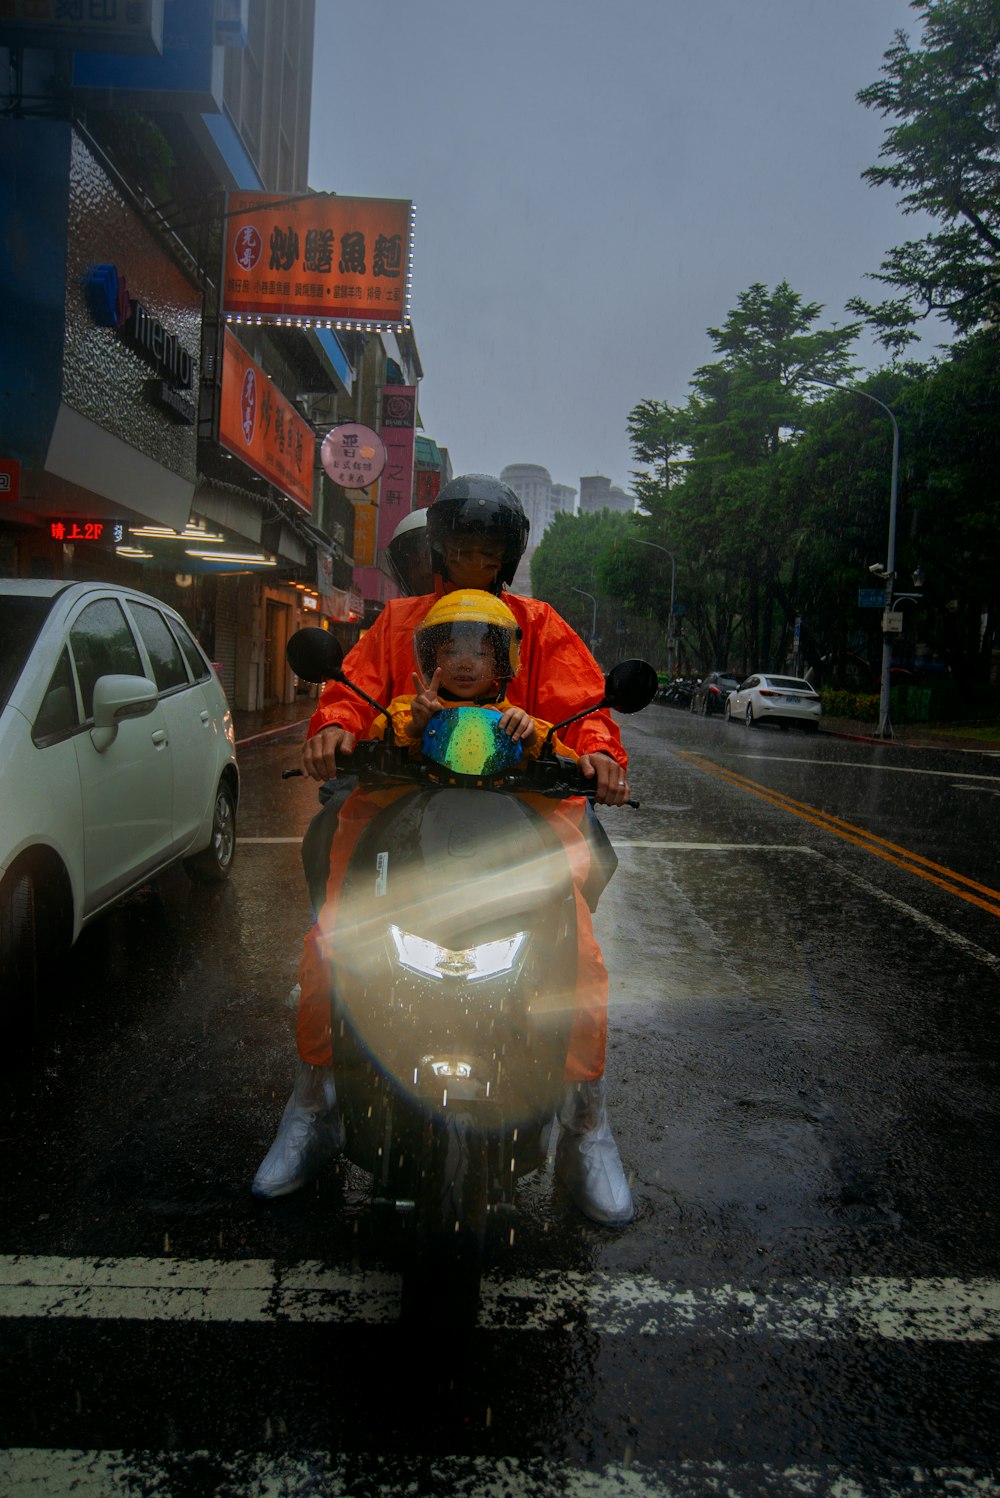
[718,676,739,690]
[765,676,813,691]
[0,595,55,713]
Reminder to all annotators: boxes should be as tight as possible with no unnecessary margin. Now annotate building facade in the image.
[578,475,633,515]
[500,463,576,596]
[0,1,442,708]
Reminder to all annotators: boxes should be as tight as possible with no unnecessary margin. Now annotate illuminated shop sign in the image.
[83,263,196,423]
[48,518,124,544]
[222,192,414,331]
[219,330,315,514]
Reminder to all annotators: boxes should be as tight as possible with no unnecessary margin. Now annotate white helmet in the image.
[383,508,434,596]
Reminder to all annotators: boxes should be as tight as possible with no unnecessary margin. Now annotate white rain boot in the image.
[252,1060,343,1199]
[555,1077,634,1226]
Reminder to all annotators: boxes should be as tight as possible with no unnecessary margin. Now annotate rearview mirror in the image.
[287,627,345,684]
[601,659,659,714]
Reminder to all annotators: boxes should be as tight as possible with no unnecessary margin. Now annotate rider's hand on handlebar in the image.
[579,751,630,806]
[302,724,356,782]
[498,706,537,745]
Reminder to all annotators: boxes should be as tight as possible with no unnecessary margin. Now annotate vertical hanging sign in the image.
[376,387,417,553]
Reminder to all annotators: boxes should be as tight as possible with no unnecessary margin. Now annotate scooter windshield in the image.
[421,706,524,777]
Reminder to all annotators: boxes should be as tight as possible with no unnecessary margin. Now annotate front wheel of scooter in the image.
[401,1110,488,1336]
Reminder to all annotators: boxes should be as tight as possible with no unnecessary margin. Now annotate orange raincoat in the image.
[295,585,626,1081]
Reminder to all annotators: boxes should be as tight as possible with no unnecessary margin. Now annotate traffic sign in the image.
[858,588,885,608]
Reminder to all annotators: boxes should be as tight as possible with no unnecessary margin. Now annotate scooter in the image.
[283,627,656,1323]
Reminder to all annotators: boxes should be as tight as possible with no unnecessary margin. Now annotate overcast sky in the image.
[308,0,938,498]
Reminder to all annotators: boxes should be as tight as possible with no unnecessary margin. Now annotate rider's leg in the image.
[547,807,634,1227]
[251,1033,343,1200]
[252,794,373,1198]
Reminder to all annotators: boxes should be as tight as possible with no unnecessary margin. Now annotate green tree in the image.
[628,282,859,673]
[530,509,649,666]
[849,0,1000,353]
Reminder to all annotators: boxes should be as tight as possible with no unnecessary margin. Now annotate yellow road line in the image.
[680,751,1000,920]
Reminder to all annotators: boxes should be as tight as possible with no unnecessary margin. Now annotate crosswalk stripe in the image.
[0,1449,995,1498]
[0,1257,997,1340]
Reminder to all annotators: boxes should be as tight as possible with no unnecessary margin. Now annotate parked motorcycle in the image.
[660,675,698,709]
[283,627,656,1324]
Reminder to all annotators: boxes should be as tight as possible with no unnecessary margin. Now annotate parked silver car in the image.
[724,673,822,731]
[0,580,239,1049]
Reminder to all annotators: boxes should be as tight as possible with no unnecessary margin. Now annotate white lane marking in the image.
[0,1257,997,1340]
[830,859,1000,974]
[737,754,1000,783]
[611,843,1000,973]
[0,1451,995,1498]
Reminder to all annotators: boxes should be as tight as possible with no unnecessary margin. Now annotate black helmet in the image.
[383,507,434,596]
[427,474,530,590]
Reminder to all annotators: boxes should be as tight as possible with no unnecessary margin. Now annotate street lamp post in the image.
[809,380,899,740]
[629,539,677,675]
[571,586,598,654]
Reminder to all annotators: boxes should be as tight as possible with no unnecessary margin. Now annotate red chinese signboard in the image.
[415,468,441,508]
[219,331,315,513]
[376,387,417,551]
[223,192,414,330]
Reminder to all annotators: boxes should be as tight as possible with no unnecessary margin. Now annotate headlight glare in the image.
[389,925,527,981]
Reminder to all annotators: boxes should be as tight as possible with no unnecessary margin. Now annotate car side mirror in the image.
[90,674,159,753]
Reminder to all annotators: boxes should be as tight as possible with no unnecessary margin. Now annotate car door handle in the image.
[200,711,210,725]
[151,729,168,747]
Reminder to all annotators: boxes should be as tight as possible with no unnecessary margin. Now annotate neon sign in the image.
[48,519,124,544]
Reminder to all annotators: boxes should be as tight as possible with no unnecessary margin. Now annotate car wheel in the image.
[724,701,734,722]
[185,778,237,883]
[745,703,755,727]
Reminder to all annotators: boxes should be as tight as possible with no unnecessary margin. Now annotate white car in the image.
[0,580,239,1043]
[724,672,822,732]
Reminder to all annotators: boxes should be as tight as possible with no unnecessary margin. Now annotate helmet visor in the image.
[415,620,519,685]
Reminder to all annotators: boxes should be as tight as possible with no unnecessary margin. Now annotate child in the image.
[373,589,572,761]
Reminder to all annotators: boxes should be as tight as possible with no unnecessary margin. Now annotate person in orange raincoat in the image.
[252,475,635,1225]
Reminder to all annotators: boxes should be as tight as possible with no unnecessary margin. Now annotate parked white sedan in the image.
[0,580,239,1048]
[724,672,822,732]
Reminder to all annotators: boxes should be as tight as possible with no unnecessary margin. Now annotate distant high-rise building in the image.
[579,475,633,514]
[502,464,577,596]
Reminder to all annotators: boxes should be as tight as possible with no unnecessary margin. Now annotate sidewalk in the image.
[821,716,1000,752]
[231,698,315,750]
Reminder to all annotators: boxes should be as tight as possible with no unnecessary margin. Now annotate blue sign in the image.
[858,589,886,608]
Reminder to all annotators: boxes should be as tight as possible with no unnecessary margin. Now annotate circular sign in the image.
[320,423,387,487]
[233,224,263,272]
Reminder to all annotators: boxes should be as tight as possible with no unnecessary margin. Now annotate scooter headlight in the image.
[389,925,527,982]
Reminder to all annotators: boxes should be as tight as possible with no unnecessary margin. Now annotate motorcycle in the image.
[661,675,697,709]
[283,627,656,1324]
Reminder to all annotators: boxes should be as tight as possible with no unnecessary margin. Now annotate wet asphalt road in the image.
[1,705,998,1496]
